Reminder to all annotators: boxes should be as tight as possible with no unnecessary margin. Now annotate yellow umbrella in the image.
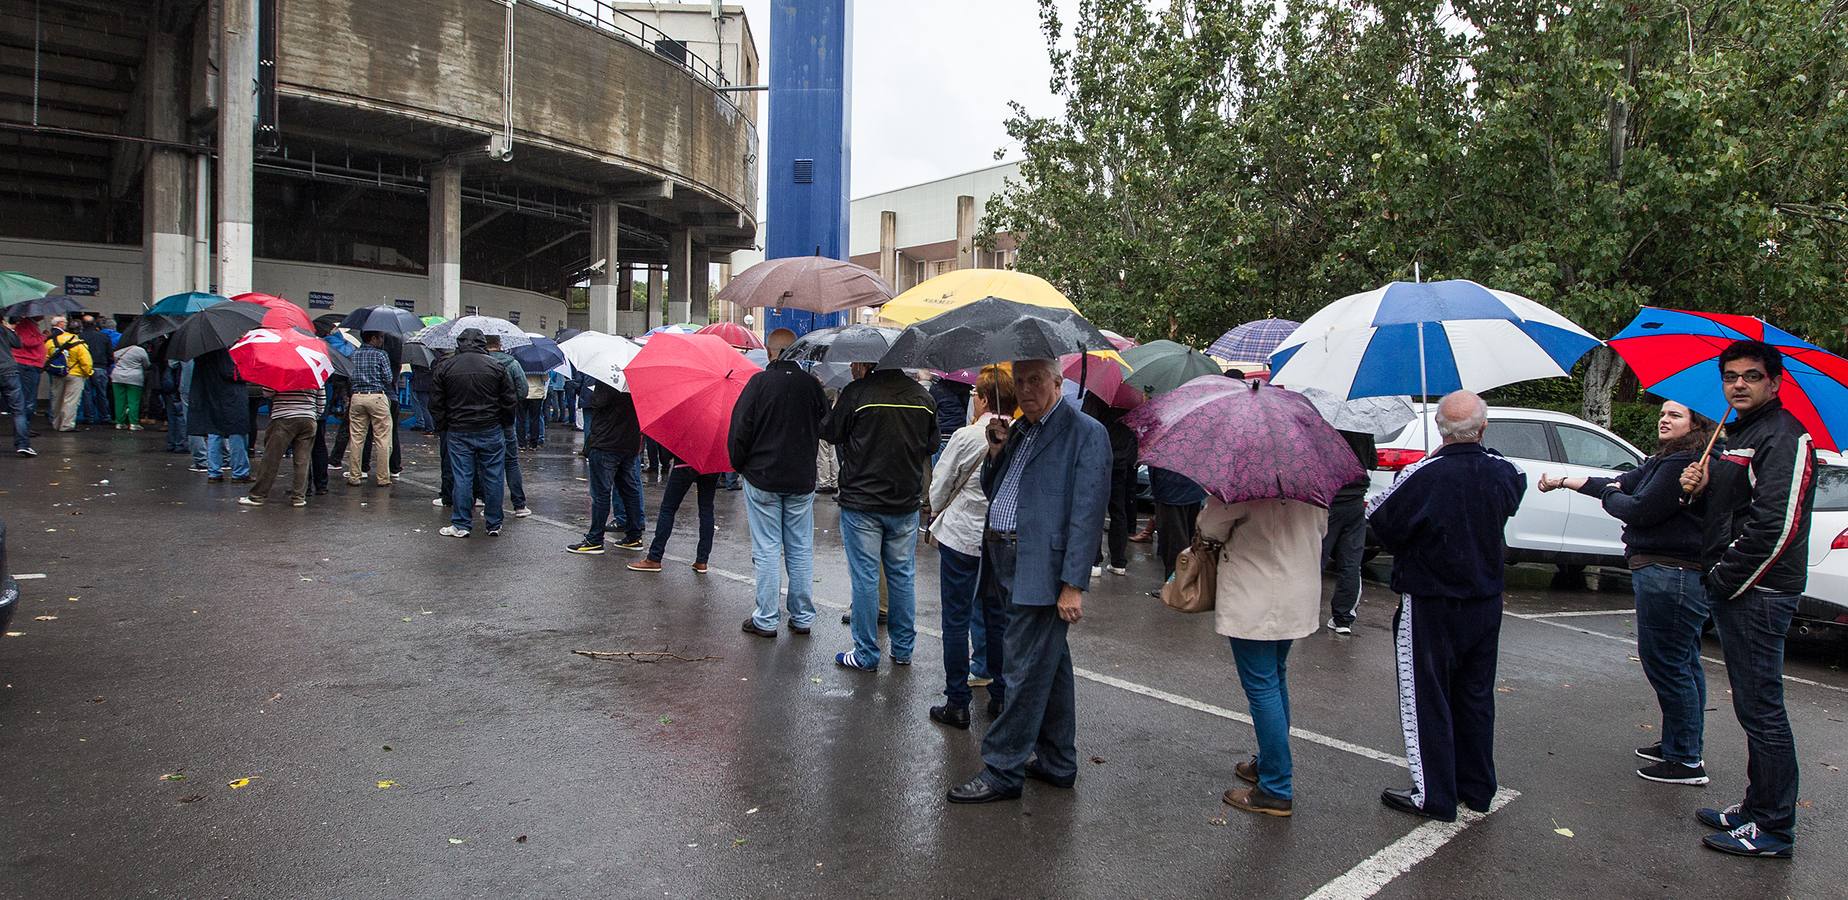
[877,268,1078,326]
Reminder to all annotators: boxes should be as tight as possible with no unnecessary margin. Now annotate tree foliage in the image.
[986,0,1848,420]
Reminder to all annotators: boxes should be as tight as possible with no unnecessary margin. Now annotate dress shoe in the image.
[1024,758,1075,789]
[741,618,777,639]
[947,776,1020,804]
[929,704,970,730]
[1223,786,1293,817]
[1380,788,1455,822]
[1235,756,1259,785]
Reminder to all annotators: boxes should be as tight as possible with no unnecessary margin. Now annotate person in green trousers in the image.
[110,343,151,430]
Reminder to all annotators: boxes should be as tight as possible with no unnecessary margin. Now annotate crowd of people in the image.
[0,307,1818,859]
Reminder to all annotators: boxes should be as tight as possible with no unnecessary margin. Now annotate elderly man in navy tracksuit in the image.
[948,358,1111,804]
[1367,391,1524,822]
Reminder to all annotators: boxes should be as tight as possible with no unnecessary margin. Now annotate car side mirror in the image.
[1613,461,1637,472]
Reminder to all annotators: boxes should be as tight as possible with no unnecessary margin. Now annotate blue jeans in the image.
[410,389,433,431]
[79,370,110,423]
[743,483,816,631]
[1229,637,1295,799]
[648,466,717,563]
[207,433,250,478]
[1711,587,1800,842]
[2,370,30,450]
[840,506,919,667]
[938,544,984,706]
[969,594,992,680]
[165,398,188,450]
[14,367,39,426]
[1632,565,1709,766]
[501,426,525,508]
[190,434,207,467]
[584,449,645,544]
[448,428,506,531]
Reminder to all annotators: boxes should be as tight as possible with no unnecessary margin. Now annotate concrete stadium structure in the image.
[1,0,760,335]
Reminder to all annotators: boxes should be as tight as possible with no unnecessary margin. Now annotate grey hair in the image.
[1435,391,1488,443]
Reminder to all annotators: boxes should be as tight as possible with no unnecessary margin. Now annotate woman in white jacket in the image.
[1195,496,1329,817]
[926,367,1015,730]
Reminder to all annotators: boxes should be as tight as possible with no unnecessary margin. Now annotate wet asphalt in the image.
[0,425,1845,899]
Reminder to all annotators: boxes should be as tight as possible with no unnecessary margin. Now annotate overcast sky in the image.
[729,1,1069,198]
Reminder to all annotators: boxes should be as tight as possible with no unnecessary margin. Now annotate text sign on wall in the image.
[394,298,417,311]
[506,310,521,325]
[307,291,336,310]
[64,276,99,296]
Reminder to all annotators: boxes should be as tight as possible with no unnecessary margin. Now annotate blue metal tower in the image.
[761,0,852,338]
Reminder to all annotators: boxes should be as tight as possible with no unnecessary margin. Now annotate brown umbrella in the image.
[713,256,894,314]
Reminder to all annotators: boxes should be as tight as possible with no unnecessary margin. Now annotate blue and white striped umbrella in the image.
[1268,280,1599,399]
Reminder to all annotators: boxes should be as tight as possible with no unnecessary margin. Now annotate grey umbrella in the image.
[713,256,894,314]
[784,324,902,363]
[876,297,1113,373]
[340,305,425,338]
[416,315,532,350]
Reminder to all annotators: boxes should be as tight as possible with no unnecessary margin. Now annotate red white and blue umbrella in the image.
[1609,307,1848,451]
[1268,280,1600,399]
[1208,318,1300,364]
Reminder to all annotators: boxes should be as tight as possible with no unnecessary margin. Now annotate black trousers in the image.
[1323,495,1367,625]
[1394,594,1502,821]
[1153,501,1201,579]
[1095,456,1136,569]
[310,419,330,491]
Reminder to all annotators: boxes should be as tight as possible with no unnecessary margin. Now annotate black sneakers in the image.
[1635,743,1666,763]
[1637,759,1709,785]
[566,541,605,555]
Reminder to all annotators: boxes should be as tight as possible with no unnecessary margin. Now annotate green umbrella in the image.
[0,272,55,306]
[420,315,448,326]
[1122,340,1222,396]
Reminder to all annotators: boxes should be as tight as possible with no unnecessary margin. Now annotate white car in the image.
[1366,406,1645,567]
[1799,452,1848,633]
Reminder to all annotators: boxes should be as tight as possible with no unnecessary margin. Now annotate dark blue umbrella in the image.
[510,336,565,372]
[340,305,424,337]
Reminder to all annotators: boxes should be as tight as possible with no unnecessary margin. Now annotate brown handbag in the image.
[1161,531,1224,613]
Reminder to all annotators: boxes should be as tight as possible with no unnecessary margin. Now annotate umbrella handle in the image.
[1682,406,1732,499]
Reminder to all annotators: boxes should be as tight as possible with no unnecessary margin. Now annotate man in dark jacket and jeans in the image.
[1324,429,1377,634]
[730,333,828,638]
[1678,339,1817,859]
[1367,391,1524,824]
[433,329,520,538]
[824,363,936,669]
[567,381,647,554]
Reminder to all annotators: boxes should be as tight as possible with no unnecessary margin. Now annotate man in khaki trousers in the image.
[343,332,395,487]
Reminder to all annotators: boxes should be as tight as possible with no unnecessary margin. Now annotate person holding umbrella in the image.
[6,314,47,433]
[432,329,520,538]
[187,348,252,483]
[566,380,647,555]
[231,329,330,508]
[342,332,395,488]
[484,335,532,518]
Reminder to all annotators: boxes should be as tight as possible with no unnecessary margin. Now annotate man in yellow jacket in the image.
[43,317,94,432]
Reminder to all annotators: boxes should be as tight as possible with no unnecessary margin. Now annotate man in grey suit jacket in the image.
[948,357,1111,804]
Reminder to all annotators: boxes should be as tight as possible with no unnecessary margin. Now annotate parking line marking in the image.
[1305,787,1520,900]
[1509,608,1635,619]
[1509,614,1848,696]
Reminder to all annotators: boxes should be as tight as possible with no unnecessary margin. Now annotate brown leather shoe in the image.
[1223,785,1292,817]
[627,558,663,573]
[1235,756,1259,786]
[690,562,708,574]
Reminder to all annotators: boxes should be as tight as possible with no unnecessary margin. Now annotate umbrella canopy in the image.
[1209,318,1301,364]
[401,341,437,369]
[148,291,227,316]
[1121,340,1223,396]
[1125,376,1364,507]
[553,327,583,343]
[228,327,336,391]
[1609,307,1848,451]
[418,315,531,350]
[167,301,268,360]
[1295,386,1418,437]
[2,293,85,320]
[623,333,762,473]
[784,324,902,363]
[1062,352,1141,408]
[231,292,313,332]
[0,272,55,306]
[420,315,449,326]
[1267,279,1600,399]
[878,297,1114,373]
[714,256,894,314]
[119,313,186,349]
[560,330,642,390]
[511,335,566,372]
[341,305,425,337]
[312,312,347,335]
[1098,329,1139,351]
[879,269,1079,326]
[810,361,855,390]
[696,320,764,350]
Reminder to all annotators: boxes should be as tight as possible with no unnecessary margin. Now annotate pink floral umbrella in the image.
[1124,376,1362,507]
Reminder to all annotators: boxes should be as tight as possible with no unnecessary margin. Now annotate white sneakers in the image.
[439,525,470,538]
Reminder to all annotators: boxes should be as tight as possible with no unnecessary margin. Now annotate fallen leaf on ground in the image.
[1554,827,1575,838]
[809,677,822,684]
[159,773,186,782]
[1090,756,1107,764]
[376,780,396,789]
[400,617,413,622]
[746,807,759,815]
[227,778,253,789]
[266,693,282,703]
[658,716,672,725]
[448,838,465,845]
[515,835,528,843]
[4,632,23,638]
[382,745,393,752]
[732,838,747,847]
[32,615,56,621]
[1796,799,1814,809]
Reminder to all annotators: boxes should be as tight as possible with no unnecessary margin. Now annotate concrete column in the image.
[143,27,190,306]
[616,265,644,335]
[688,245,711,324]
[586,199,620,334]
[665,229,693,324]
[878,210,898,287]
[645,266,664,332]
[955,195,977,270]
[427,165,463,318]
[216,0,258,296]
[192,155,212,291]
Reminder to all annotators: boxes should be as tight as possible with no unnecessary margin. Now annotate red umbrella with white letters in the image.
[229,327,336,392]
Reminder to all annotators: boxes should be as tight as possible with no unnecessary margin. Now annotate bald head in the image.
[1435,391,1488,444]
[766,328,797,358]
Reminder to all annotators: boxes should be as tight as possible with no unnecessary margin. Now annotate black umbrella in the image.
[402,341,437,369]
[119,313,186,348]
[312,313,346,336]
[877,297,1114,373]
[168,302,267,360]
[341,305,424,337]
[2,293,86,320]
[786,324,902,364]
[554,327,583,343]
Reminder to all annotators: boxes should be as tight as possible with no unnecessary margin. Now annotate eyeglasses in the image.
[1720,370,1767,384]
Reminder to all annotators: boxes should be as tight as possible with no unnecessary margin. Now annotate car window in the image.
[1816,464,1848,512]
[1487,421,1553,462]
[1556,426,1638,470]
